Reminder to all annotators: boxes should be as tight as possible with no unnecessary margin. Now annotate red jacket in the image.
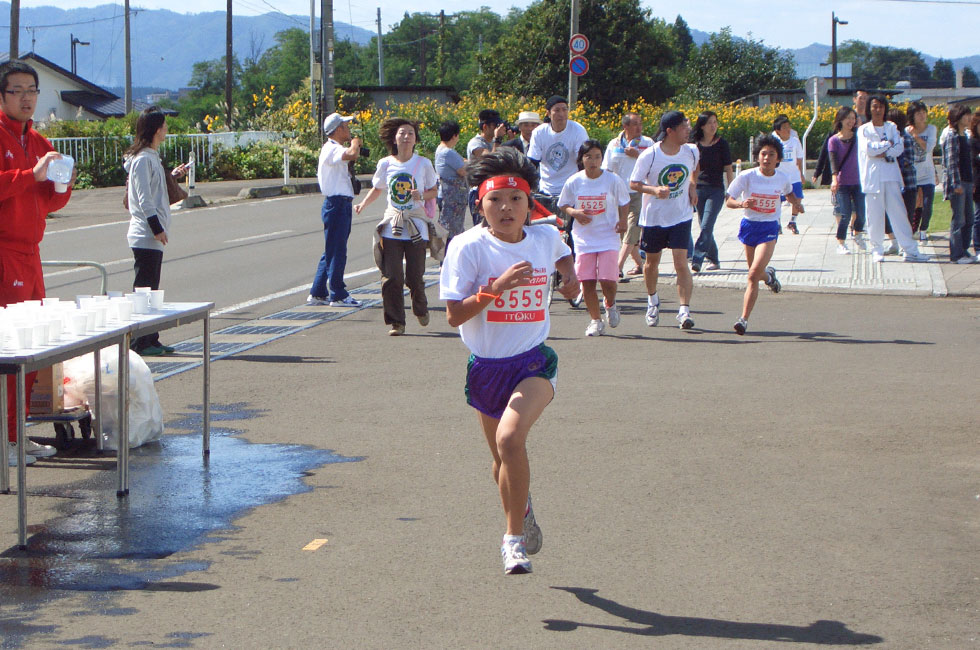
[0,111,71,256]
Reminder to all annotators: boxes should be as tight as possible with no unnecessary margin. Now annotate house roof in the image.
[1,52,112,97]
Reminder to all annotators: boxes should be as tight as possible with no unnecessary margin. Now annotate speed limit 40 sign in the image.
[569,33,589,55]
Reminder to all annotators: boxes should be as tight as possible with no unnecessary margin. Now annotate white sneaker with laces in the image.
[8,448,37,466]
[585,319,605,337]
[676,310,694,330]
[501,537,532,574]
[604,303,621,328]
[919,230,928,241]
[705,261,721,271]
[306,296,329,306]
[645,302,659,327]
[871,251,885,263]
[329,296,362,307]
[955,256,974,264]
[23,439,56,457]
[836,243,850,255]
[884,241,900,255]
[903,251,930,263]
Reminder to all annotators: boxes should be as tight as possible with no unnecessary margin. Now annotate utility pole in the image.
[70,34,90,76]
[419,22,427,85]
[376,8,384,86]
[567,0,580,108]
[9,0,19,59]
[309,0,316,109]
[124,0,132,113]
[831,12,848,90]
[436,10,445,85]
[226,0,233,129]
[320,0,336,131]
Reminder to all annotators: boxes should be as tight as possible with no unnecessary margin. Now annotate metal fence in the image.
[48,131,285,168]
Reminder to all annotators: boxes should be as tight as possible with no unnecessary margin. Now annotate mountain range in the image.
[1,4,976,92]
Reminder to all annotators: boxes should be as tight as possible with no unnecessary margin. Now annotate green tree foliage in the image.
[835,40,930,88]
[931,58,955,86]
[962,65,980,88]
[189,55,242,96]
[473,0,678,106]
[681,28,797,102]
[241,28,312,104]
[672,15,694,60]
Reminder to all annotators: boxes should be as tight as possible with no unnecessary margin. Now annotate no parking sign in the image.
[569,55,589,77]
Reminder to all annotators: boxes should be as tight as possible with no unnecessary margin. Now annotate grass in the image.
[928,197,951,233]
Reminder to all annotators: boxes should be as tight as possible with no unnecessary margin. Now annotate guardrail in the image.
[41,261,109,296]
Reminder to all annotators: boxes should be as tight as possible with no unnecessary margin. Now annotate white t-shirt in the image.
[558,169,630,254]
[439,225,571,359]
[726,168,794,222]
[602,133,654,194]
[317,139,353,197]
[629,142,699,228]
[526,120,589,195]
[910,123,937,186]
[372,154,437,240]
[773,132,804,183]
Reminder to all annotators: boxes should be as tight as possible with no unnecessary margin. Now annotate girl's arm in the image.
[445,261,534,327]
[554,254,579,300]
[354,186,382,214]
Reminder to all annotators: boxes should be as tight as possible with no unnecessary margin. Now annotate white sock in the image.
[678,305,690,317]
[503,534,523,545]
[648,293,659,306]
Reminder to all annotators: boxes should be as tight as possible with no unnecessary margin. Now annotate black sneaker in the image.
[764,266,781,293]
[734,317,747,335]
[138,345,166,357]
[787,221,799,235]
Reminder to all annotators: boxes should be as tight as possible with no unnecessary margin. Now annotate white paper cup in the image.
[149,289,165,309]
[92,304,107,328]
[107,291,124,298]
[126,293,149,314]
[32,322,48,346]
[82,309,95,332]
[70,313,88,336]
[54,182,68,193]
[115,299,133,321]
[47,318,62,342]
[75,294,92,308]
[134,287,151,294]
[15,326,33,348]
[22,300,41,309]
[42,297,60,307]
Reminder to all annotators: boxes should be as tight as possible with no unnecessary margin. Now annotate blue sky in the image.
[20,0,980,60]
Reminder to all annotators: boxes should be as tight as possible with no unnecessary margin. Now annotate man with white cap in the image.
[307,112,363,307]
[502,111,542,154]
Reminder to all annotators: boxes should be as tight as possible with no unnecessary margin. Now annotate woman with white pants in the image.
[857,95,929,263]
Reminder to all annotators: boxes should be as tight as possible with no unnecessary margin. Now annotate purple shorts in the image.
[465,344,558,419]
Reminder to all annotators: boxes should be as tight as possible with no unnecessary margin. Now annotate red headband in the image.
[477,175,531,201]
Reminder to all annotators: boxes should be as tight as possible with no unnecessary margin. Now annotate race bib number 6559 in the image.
[486,274,548,323]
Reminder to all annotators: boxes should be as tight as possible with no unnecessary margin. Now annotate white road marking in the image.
[224,229,293,243]
[42,257,132,278]
[210,266,379,317]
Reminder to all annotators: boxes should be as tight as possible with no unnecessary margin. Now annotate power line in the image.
[870,0,980,4]
[0,11,142,30]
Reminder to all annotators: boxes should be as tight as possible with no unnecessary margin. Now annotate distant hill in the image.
[787,42,980,76]
[0,2,373,90]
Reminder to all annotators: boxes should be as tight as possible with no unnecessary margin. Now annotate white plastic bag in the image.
[63,346,164,450]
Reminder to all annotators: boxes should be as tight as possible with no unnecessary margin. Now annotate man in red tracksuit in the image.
[0,60,73,464]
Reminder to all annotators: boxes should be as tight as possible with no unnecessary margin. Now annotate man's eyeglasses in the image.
[4,89,40,98]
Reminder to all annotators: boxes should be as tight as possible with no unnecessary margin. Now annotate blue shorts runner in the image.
[738,219,780,247]
[639,220,692,254]
[465,344,558,419]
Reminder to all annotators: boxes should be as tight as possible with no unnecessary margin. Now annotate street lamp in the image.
[832,12,848,90]
[70,33,90,76]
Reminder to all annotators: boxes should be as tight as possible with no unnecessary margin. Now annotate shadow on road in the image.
[543,587,883,645]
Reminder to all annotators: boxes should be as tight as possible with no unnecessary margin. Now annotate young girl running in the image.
[440,148,579,574]
[725,134,802,335]
[558,140,629,336]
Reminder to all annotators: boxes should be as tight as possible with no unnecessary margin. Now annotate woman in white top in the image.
[355,118,439,336]
[857,95,927,263]
[905,101,938,240]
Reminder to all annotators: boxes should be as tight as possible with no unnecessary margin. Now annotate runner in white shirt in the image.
[725,134,802,335]
[629,110,700,330]
[526,95,590,202]
[773,114,805,234]
[603,111,652,277]
[559,140,630,336]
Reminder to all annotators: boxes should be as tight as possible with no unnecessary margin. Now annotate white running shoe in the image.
[501,538,532,574]
[604,303,621,328]
[676,311,694,330]
[871,251,885,263]
[523,495,542,555]
[306,295,329,306]
[884,241,900,255]
[23,439,57,457]
[8,448,37,466]
[764,266,781,293]
[585,319,605,337]
[919,230,928,241]
[903,251,930,263]
[956,256,974,264]
[329,296,362,307]
[645,302,660,327]
[836,243,851,255]
[733,317,747,335]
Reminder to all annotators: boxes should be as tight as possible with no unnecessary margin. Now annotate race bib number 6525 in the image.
[486,274,548,323]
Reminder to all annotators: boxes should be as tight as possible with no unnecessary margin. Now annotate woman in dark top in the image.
[827,106,865,255]
[690,111,733,272]
[971,112,980,256]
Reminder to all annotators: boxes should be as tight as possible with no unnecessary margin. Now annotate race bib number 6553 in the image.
[486,274,548,323]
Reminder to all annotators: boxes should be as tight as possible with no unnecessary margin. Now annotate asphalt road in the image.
[2,271,978,647]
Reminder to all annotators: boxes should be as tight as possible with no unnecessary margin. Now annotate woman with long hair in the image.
[905,101,938,241]
[355,117,440,335]
[827,106,865,254]
[690,111,733,272]
[124,106,188,355]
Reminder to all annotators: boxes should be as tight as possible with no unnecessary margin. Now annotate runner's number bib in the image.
[486,272,549,323]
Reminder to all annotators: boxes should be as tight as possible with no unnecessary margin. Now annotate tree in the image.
[962,65,980,88]
[835,40,929,88]
[932,58,955,86]
[188,56,242,96]
[672,15,694,60]
[681,28,797,102]
[474,0,678,106]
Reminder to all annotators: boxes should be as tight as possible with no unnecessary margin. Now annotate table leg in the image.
[117,337,129,497]
[94,348,103,453]
[16,367,26,549]
[1,377,8,493]
[203,312,210,457]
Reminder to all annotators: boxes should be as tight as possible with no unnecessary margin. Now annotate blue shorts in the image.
[781,182,804,203]
[738,219,780,247]
[465,344,558,419]
[639,220,692,254]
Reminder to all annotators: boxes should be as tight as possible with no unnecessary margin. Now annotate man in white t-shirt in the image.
[526,95,589,210]
[629,110,700,329]
[773,115,805,234]
[308,112,363,307]
[604,111,652,277]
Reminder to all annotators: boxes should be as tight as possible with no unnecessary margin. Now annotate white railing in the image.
[48,131,286,167]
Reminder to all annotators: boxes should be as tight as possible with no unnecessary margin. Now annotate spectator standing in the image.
[940,105,977,263]
[434,121,468,242]
[502,111,541,153]
[971,112,980,255]
[905,101,938,241]
[467,109,509,225]
[602,111,651,278]
[307,112,362,308]
[124,107,189,356]
[355,118,441,335]
[690,111,733,272]
[527,96,590,214]
[828,106,865,254]
[0,60,73,464]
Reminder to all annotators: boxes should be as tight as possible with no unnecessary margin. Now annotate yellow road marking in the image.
[302,538,328,551]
